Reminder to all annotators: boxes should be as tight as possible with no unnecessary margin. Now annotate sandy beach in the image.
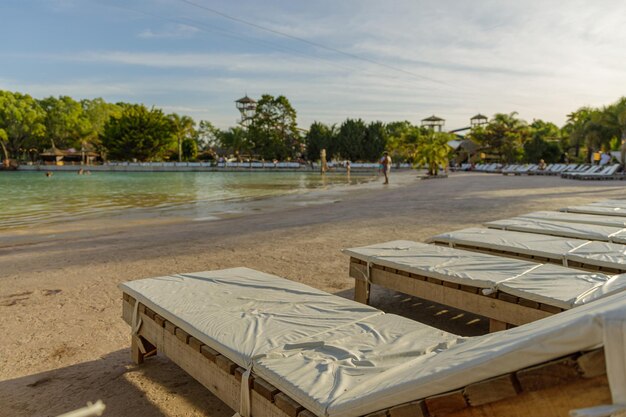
[1,172,625,417]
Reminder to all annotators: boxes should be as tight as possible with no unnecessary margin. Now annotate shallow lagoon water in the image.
[0,171,373,230]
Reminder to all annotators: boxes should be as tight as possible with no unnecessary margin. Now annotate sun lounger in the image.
[562,205,626,217]
[486,217,626,244]
[565,164,622,180]
[518,210,626,227]
[589,199,626,209]
[426,227,626,273]
[120,267,626,417]
[343,241,626,331]
[562,165,603,178]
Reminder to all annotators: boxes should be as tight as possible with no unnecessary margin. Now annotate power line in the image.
[174,0,451,87]
[97,1,438,90]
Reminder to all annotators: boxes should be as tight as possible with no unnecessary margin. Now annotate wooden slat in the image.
[363,411,388,417]
[188,336,203,352]
[489,319,507,333]
[517,299,540,309]
[200,345,218,362]
[441,375,610,417]
[216,355,237,375]
[516,357,581,392]
[443,281,459,289]
[164,320,176,335]
[350,262,552,326]
[577,349,606,378]
[464,374,519,406]
[497,293,518,304]
[254,377,280,402]
[539,304,562,314]
[153,314,166,327]
[298,411,318,417]
[144,307,156,320]
[354,278,371,305]
[424,390,467,416]
[388,401,427,417]
[175,327,190,344]
[274,393,304,417]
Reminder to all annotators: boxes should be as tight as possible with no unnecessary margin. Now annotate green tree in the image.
[181,137,198,161]
[603,97,626,165]
[81,98,122,149]
[563,107,593,158]
[470,112,529,163]
[101,105,175,161]
[523,120,562,163]
[305,122,336,161]
[218,127,250,159]
[197,120,219,150]
[168,113,196,162]
[248,94,300,160]
[38,95,89,150]
[336,119,367,160]
[385,121,426,162]
[413,131,453,175]
[364,121,388,161]
[0,90,46,160]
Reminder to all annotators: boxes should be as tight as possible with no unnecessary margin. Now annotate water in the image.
[0,171,372,230]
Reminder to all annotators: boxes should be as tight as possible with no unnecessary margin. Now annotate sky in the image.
[2,0,626,130]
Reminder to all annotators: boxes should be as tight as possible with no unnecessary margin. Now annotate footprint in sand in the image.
[0,291,33,307]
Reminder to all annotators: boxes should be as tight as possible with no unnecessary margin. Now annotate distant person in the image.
[77,168,84,175]
[380,152,392,184]
[593,151,601,165]
[345,160,351,174]
[45,171,53,177]
[560,153,569,163]
[600,151,611,166]
[538,159,547,170]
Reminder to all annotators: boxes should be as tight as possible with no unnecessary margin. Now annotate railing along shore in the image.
[14,161,414,173]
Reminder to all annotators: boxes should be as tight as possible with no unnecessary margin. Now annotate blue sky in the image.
[2,0,626,130]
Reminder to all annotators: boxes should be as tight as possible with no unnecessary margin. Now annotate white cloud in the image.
[138,24,201,39]
[6,0,626,131]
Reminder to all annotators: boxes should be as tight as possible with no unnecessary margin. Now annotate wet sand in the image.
[1,172,625,417]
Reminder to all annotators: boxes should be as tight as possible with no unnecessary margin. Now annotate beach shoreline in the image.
[1,173,626,417]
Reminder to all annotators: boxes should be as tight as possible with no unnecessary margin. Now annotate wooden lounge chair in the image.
[120,267,626,417]
[343,241,626,332]
[568,164,619,180]
[518,210,626,228]
[485,217,626,244]
[426,227,626,274]
[562,205,626,217]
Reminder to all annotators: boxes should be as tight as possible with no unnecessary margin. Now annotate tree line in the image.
[1,88,625,165]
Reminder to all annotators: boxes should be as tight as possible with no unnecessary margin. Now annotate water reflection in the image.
[0,171,373,230]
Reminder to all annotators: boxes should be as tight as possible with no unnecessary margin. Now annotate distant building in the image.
[421,115,445,132]
[235,95,257,128]
[40,143,101,165]
[470,113,488,128]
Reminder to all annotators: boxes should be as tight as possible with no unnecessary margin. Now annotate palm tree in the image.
[604,97,626,165]
[168,113,195,162]
[412,132,452,175]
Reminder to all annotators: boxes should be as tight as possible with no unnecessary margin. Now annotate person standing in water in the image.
[381,152,392,184]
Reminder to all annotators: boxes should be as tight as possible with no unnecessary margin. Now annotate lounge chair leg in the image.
[131,336,145,365]
[489,319,508,333]
[131,336,156,364]
[355,279,371,304]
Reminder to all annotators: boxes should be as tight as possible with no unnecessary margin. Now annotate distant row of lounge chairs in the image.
[459,162,624,180]
[120,198,626,417]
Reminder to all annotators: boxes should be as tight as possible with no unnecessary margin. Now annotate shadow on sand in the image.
[0,348,232,417]
[334,287,489,337]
